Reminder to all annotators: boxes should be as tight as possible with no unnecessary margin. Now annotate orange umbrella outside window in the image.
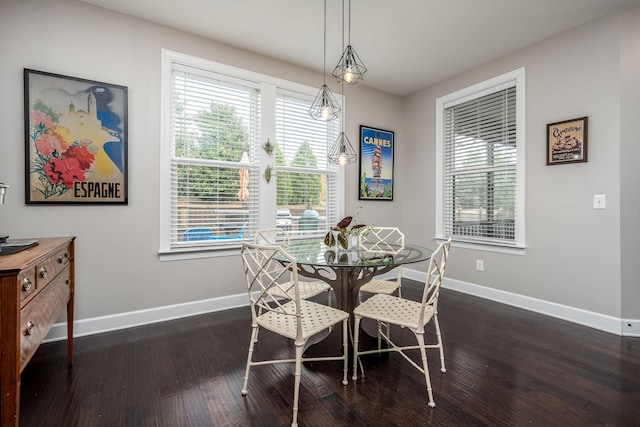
[238,151,249,202]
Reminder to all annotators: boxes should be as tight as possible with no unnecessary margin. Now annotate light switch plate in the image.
[593,194,606,209]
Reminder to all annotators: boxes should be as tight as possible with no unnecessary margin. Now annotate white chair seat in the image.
[269,280,332,300]
[358,278,400,296]
[353,293,434,329]
[258,299,348,341]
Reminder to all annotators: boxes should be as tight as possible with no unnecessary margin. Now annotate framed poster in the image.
[359,125,394,201]
[24,69,128,204]
[546,116,588,165]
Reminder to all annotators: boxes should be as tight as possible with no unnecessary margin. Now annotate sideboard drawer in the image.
[35,243,71,290]
[18,269,37,307]
[19,265,71,370]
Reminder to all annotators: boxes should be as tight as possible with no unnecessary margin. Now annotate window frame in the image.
[159,49,344,260]
[435,68,526,254]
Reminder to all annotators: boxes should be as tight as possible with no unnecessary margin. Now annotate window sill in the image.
[158,245,241,262]
[435,237,527,256]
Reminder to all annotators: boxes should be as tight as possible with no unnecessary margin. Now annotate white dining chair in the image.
[254,228,332,304]
[240,242,349,427]
[352,238,451,408]
[357,227,405,302]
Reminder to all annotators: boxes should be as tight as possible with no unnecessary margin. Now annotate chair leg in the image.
[416,333,435,408]
[347,318,365,378]
[254,307,263,343]
[291,344,304,427]
[433,313,446,373]
[342,319,348,386]
[242,326,259,395]
[397,284,405,329]
[352,315,362,380]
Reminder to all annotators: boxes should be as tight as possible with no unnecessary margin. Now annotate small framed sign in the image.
[546,116,588,165]
[24,69,128,204]
[359,125,394,201]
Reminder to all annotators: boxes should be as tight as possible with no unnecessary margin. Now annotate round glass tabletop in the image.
[280,238,432,268]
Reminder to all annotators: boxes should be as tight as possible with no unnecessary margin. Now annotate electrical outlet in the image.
[476,260,484,271]
[593,194,606,209]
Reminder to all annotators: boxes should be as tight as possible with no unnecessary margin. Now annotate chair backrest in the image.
[359,227,405,254]
[241,242,303,339]
[417,239,452,330]
[182,227,213,241]
[253,227,290,245]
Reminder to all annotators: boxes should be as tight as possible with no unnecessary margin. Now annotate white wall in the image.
[403,9,639,328]
[619,8,640,323]
[1,0,637,336]
[0,0,403,328]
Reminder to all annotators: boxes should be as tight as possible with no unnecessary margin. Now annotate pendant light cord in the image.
[323,0,327,84]
[348,0,352,46]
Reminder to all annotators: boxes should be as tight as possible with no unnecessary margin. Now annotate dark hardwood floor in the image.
[19,280,640,426]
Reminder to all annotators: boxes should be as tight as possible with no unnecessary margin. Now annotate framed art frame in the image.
[359,125,394,201]
[24,69,128,204]
[546,116,588,165]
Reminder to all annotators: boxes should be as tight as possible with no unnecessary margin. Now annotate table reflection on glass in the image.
[278,239,432,358]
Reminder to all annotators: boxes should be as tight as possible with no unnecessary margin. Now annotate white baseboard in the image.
[403,267,637,337]
[45,292,250,343]
[622,319,640,337]
[45,269,639,341]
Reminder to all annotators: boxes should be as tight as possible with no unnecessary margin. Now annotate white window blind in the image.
[442,84,518,244]
[275,91,339,237]
[170,67,260,248]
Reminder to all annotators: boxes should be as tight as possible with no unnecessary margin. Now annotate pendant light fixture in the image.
[332,0,367,85]
[328,0,358,165]
[309,0,341,121]
[328,98,357,164]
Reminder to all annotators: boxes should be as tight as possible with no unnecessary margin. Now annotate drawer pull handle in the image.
[39,267,48,279]
[57,255,64,264]
[22,277,33,292]
[65,278,71,285]
[25,321,36,336]
[64,251,70,258]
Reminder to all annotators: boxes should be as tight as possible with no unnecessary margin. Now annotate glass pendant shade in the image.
[332,45,367,85]
[329,131,357,165]
[309,84,341,121]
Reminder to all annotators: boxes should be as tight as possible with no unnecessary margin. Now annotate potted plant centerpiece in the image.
[324,215,371,250]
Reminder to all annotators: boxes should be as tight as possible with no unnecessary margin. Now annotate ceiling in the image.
[82,0,640,96]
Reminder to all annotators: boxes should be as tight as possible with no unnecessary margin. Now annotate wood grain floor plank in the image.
[18,281,640,426]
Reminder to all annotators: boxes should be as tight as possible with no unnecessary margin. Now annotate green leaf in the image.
[337,233,349,249]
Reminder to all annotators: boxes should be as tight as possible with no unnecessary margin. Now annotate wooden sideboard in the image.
[0,237,75,427]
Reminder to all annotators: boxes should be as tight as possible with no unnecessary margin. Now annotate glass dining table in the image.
[278,238,433,358]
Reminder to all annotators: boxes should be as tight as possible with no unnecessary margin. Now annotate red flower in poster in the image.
[44,157,86,189]
[30,106,97,198]
[64,145,95,170]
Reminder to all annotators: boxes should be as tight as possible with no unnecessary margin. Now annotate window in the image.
[436,68,525,250]
[159,50,340,257]
[275,90,339,237]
